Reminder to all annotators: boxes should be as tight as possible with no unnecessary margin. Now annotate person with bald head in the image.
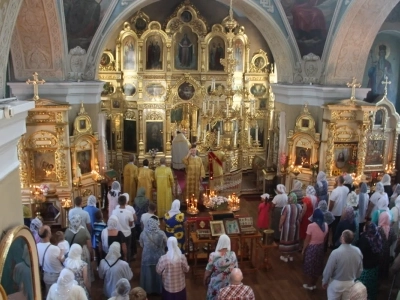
[217,268,255,300]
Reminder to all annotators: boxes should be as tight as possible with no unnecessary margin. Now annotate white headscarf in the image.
[396,196,400,211]
[87,195,97,207]
[64,244,84,271]
[68,214,84,234]
[306,185,318,209]
[377,195,389,211]
[375,182,384,194]
[105,242,121,265]
[215,234,231,252]
[276,184,286,194]
[30,217,43,234]
[112,278,131,300]
[292,180,302,191]
[317,171,326,182]
[168,199,181,217]
[381,174,391,186]
[53,269,78,300]
[122,193,129,204]
[110,181,121,197]
[107,215,119,230]
[167,237,181,262]
[260,193,270,199]
[344,174,353,185]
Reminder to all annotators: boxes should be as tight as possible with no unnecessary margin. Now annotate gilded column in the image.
[138,41,143,72]
[17,135,28,188]
[357,123,369,176]
[166,109,171,154]
[116,41,121,72]
[325,123,336,176]
[392,129,399,171]
[138,109,144,156]
[166,44,172,72]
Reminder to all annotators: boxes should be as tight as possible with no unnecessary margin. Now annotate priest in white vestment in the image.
[172,131,190,170]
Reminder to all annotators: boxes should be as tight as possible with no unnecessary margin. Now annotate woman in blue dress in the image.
[164,200,186,253]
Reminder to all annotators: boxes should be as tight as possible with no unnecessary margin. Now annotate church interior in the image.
[1,0,400,299]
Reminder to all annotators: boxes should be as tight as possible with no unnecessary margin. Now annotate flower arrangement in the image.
[210,195,229,211]
[148,148,158,158]
[347,160,357,173]
[279,153,287,166]
[40,184,50,195]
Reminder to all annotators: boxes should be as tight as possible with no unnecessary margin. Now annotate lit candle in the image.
[203,130,206,140]
[212,78,216,91]
[248,128,251,144]
[234,130,237,146]
[240,101,243,116]
[255,123,259,144]
[197,124,201,138]
[203,102,206,113]
[212,103,215,116]
[217,130,220,145]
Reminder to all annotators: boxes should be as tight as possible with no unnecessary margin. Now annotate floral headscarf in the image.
[134,187,148,208]
[68,214,83,234]
[30,217,42,235]
[306,185,317,208]
[364,222,382,254]
[145,217,160,233]
[317,200,335,225]
[288,192,297,204]
[316,171,327,188]
[311,209,325,232]
[341,206,355,223]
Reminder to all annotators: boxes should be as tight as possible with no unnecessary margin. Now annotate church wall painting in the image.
[279,0,339,57]
[146,121,164,152]
[122,36,136,70]
[365,140,385,166]
[178,82,195,100]
[174,27,198,70]
[332,143,358,175]
[234,39,244,72]
[77,150,92,174]
[63,0,113,50]
[250,84,267,98]
[208,36,225,71]
[294,146,311,168]
[33,151,57,182]
[146,35,163,70]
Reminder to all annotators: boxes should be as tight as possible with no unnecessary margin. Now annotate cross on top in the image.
[346,77,361,101]
[381,76,391,97]
[26,72,45,101]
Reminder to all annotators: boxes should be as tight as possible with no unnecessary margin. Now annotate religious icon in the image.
[224,219,241,235]
[79,119,86,130]
[259,98,267,109]
[100,53,110,66]
[210,220,225,237]
[234,39,244,72]
[113,100,120,108]
[209,37,225,71]
[124,120,137,152]
[178,82,195,100]
[78,150,92,174]
[123,37,136,70]
[175,29,197,70]
[365,140,385,166]
[171,106,183,123]
[332,143,358,175]
[146,122,164,152]
[254,56,266,69]
[33,152,57,182]
[374,110,383,125]
[368,44,393,99]
[123,83,136,96]
[146,36,163,70]
[135,17,147,31]
[295,147,310,168]
[180,10,192,22]
[250,84,267,97]
[207,84,225,95]
[146,83,165,97]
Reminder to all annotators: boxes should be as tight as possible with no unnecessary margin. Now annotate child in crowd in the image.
[55,231,70,257]
[257,193,271,230]
[93,210,107,265]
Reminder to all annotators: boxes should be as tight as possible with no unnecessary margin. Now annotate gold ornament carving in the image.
[124,110,136,120]
[146,111,163,120]
[139,103,165,109]
[325,123,336,175]
[27,111,57,124]
[17,135,28,188]
[369,133,386,140]
[331,110,356,121]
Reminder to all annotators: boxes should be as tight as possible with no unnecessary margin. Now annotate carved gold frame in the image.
[70,134,99,180]
[0,226,42,299]
[99,50,115,71]
[250,49,269,73]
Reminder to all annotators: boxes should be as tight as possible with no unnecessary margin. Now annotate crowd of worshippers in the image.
[256,172,400,299]
[29,182,255,300]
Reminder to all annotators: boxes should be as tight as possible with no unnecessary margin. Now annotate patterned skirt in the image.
[303,243,325,278]
[359,267,378,300]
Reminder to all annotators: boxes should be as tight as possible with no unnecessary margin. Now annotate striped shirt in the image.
[218,284,255,300]
[93,221,107,248]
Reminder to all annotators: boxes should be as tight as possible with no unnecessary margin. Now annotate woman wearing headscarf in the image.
[315,200,335,225]
[157,237,190,300]
[314,171,328,202]
[357,223,382,300]
[204,234,238,300]
[381,173,393,198]
[291,180,304,204]
[302,209,328,290]
[357,182,370,235]
[47,268,87,300]
[300,186,317,244]
[343,174,355,192]
[64,244,90,298]
[101,215,127,261]
[271,184,288,242]
[390,183,400,208]
[378,212,397,279]
[30,217,43,244]
[133,187,150,238]
[391,196,400,251]
[84,195,99,247]
[108,278,131,300]
[371,195,391,225]
[64,214,94,282]
[98,242,133,298]
[139,217,167,294]
[367,182,386,218]
[333,206,356,248]
[279,192,302,262]
[165,200,186,253]
[108,181,121,217]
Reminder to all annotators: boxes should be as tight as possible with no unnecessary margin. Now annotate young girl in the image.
[55,231,70,257]
[257,193,271,230]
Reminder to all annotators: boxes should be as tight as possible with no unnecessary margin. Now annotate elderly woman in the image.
[108,181,121,217]
[357,223,382,300]
[133,187,150,238]
[271,184,288,242]
[129,287,147,300]
[204,234,238,300]
[109,278,131,300]
[358,182,370,235]
[64,244,90,298]
[314,171,328,202]
[378,212,397,279]
[157,237,190,299]
[65,214,93,282]
[47,268,87,300]
[300,186,317,243]
[390,184,400,208]
[381,173,393,198]
[101,215,127,261]
[333,206,356,248]
[99,242,133,298]
[279,193,302,262]
[30,217,43,244]
[372,196,391,225]
[291,180,304,204]
[139,217,167,294]
[84,195,99,247]
[367,182,386,218]
[165,200,186,252]
[302,209,328,290]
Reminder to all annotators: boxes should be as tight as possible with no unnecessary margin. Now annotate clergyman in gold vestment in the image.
[123,154,138,205]
[137,159,155,201]
[155,157,175,218]
[182,145,205,200]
